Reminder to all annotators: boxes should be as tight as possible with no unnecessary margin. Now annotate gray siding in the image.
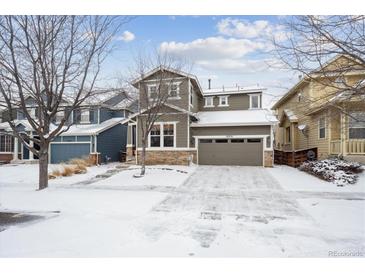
[191,125,271,136]
[97,123,127,162]
[198,93,254,111]
[99,107,125,123]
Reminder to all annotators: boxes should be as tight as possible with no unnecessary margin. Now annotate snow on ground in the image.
[97,165,196,187]
[0,163,118,189]
[267,165,365,193]
[0,164,364,257]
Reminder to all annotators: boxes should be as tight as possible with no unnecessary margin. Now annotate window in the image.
[200,139,213,143]
[219,96,229,106]
[149,123,175,148]
[169,83,180,98]
[163,124,174,147]
[231,139,244,143]
[150,125,161,147]
[285,126,291,143]
[247,138,261,143]
[148,85,158,99]
[249,94,260,109]
[190,87,193,105]
[0,135,14,152]
[29,108,36,119]
[17,110,25,120]
[319,117,326,139]
[55,110,64,123]
[349,112,365,139]
[80,109,90,123]
[215,139,228,143]
[204,97,214,107]
[298,93,302,102]
[266,135,271,149]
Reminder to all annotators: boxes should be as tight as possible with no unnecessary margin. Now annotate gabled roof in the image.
[279,109,298,126]
[272,54,365,110]
[131,66,203,96]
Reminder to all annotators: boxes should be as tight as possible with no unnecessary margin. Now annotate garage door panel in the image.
[50,143,90,164]
[198,138,263,166]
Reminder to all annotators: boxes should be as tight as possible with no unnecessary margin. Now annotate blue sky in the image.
[101,15,298,106]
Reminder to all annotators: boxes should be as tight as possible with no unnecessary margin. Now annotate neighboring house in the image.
[272,55,365,166]
[0,91,136,164]
[127,67,277,167]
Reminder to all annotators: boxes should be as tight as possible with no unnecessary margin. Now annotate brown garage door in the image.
[198,138,263,166]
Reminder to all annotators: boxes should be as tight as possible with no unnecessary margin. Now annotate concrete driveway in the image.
[141,166,363,256]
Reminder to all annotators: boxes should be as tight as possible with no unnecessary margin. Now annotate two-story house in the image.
[126,66,277,167]
[272,54,365,166]
[0,91,136,164]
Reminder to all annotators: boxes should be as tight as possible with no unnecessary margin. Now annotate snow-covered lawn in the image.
[0,163,364,257]
[267,164,365,193]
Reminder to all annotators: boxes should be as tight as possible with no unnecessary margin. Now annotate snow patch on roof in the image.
[191,109,277,127]
[203,85,265,96]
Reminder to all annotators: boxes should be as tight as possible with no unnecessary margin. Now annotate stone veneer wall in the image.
[264,151,273,167]
[137,150,197,166]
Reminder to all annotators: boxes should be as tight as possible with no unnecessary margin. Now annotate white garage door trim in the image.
[194,135,269,167]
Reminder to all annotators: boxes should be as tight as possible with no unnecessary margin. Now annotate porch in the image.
[329,110,365,157]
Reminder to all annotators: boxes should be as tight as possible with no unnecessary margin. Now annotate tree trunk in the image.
[140,139,146,176]
[38,146,49,190]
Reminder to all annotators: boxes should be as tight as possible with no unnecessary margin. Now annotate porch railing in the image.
[347,139,365,154]
[330,140,341,155]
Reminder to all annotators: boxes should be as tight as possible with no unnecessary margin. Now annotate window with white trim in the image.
[349,112,365,139]
[80,109,90,123]
[318,117,326,139]
[168,83,180,98]
[148,85,158,99]
[219,96,229,106]
[149,123,175,147]
[55,110,64,123]
[0,134,14,152]
[204,97,214,107]
[150,125,161,147]
[266,135,271,149]
[17,110,25,120]
[249,94,260,109]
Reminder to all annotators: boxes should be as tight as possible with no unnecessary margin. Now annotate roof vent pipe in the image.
[208,79,211,90]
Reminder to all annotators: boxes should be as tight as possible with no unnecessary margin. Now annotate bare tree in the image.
[0,15,131,190]
[130,53,190,176]
[273,16,365,110]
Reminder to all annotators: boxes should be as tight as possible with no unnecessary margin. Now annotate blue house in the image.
[0,91,137,164]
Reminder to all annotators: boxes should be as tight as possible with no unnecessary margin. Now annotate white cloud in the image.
[116,31,135,42]
[160,36,265,60]
[217,18,288,41]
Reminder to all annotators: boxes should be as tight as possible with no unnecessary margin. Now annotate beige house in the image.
[272,55,365,166]
[126,66,277,167]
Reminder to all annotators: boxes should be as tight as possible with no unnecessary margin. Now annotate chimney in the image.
[208,79,211,90]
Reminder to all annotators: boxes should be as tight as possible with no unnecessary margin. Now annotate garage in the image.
[50,143,91,164]
[198,138,263,166]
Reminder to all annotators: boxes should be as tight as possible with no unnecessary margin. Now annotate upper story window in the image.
[148,84,158,99]
[318,117,326,139]
[204,97,214,107]
[219,96,229,107]
[55,110,64,124]
[149,123,175,148]
[190,86,193,106]
[249,94,261,109]
[29,108,36,119]
[17,110,25,120]
[285,126,291,144]
[80,109,90,124]
[168,82,180,99]
[349,112,365,139]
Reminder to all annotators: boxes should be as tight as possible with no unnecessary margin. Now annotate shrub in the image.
[299,158,363,186]
[73,164,87,174]
[61,165,75,177]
